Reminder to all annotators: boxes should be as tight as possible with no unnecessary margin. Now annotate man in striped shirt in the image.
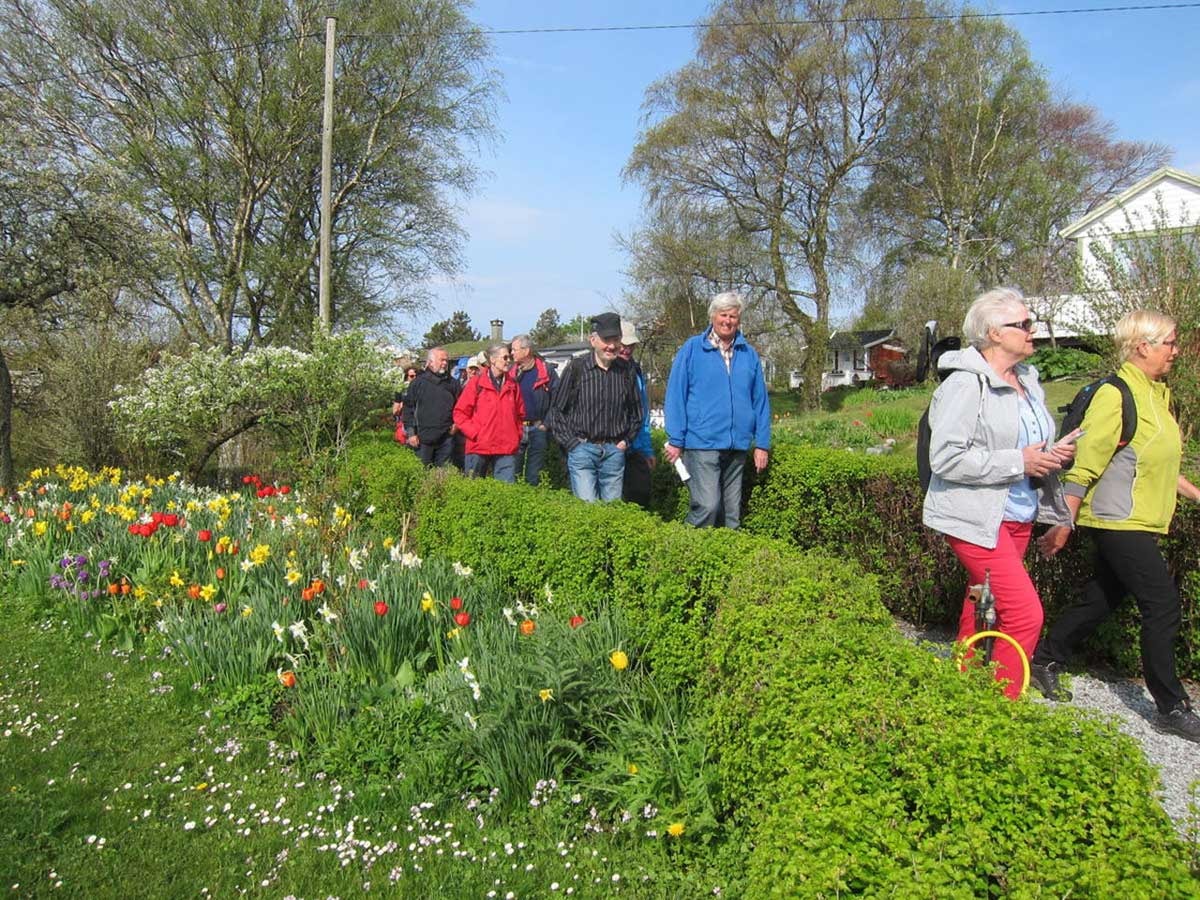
[547,312,643,502]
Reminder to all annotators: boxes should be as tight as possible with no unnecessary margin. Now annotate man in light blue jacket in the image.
[663,292,771,528]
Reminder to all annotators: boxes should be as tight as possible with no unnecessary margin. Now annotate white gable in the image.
[1061,167,1200,292]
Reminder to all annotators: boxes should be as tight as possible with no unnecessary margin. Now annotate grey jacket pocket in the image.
[1089,447,1136,520]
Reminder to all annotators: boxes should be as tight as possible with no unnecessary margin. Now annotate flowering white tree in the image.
[112,328,397,478]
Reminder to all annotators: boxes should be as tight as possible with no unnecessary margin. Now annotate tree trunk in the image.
[0,344,14,495]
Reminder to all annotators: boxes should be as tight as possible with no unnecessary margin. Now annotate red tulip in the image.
[151,511,165,525]
[569,615,585,629]
[127,523,139,535]
[242,475,253,484]
[197,529,212,542]
[279,485,291,495]
[450,596,463,611]
[374,600,389,616]
[358,579,369,590]
[163,513,179,527]
[454,611,471,627]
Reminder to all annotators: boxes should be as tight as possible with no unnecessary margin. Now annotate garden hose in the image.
[959,630,1031,696]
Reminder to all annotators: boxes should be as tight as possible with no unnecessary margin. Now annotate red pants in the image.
[947,522,1041,700]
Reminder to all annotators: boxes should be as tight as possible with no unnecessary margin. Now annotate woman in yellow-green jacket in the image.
[1033,309,1200,743]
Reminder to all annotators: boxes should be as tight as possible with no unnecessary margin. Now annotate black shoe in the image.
[1030,661,1072,702]
[1153,702,1200,743]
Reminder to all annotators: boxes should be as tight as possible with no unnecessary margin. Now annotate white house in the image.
[1060,166,1200,291]
[1029,166,1200,341]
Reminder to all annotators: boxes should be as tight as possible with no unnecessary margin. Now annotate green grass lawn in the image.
[0,591,735,898]
[768,378,1089,454]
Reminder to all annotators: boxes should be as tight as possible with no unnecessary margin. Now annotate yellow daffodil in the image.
[32,521,48,536]
[627,763,639,775]
[609,650,629,671]
[132,586,148,600]
[667,821,685,838]
[169,571,185,588]
[199,584,217,601]
[539,689,554,703]
[446,628,462,639]
[249,544,271,565]
[421,592,435,613]
[80,509,95,524]
[285,570,302,585]
[241,605,253,618]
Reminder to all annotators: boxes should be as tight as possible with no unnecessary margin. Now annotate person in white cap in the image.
[617,319,655,508]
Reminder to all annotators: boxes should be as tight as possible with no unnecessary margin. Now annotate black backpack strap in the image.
[1108,374,1137,448]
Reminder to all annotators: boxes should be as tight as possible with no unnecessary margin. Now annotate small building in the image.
[821,329,906,391]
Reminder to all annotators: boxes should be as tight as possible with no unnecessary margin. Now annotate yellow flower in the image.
[667,821,685,838]
[11,559,26,567]
[627,763,638,775]
[133,586,148,600]
[446,628,462,640]
[169,571,185,588]
[285,570,302,585]
[194,782,208,791]
[64,522,75,533]
[241,605,253,618]
[153,597,164,608]
[32,521,48,536]
[539,689,554,703]
[199,584,217,601]
[80,509,95,524]
[421,592,435,613]
[382,537,394,549]
[609,650,629,671]
[249,543,271,565]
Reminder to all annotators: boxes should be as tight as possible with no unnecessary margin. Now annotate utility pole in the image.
[319,15,336,329]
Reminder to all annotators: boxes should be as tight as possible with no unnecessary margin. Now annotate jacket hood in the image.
[937,346,1037,388]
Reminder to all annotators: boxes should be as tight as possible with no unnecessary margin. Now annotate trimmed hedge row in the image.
[339,433,1197,896]
[737,445,1200,681]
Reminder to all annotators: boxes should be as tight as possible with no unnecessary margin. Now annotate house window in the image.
[853,350,865,371]
[1112,229,1200,280]
[827,351,842,374]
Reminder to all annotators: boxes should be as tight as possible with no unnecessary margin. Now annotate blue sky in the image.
[414,1,1200,341]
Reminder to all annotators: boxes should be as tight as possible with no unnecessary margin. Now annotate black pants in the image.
[417,434,456,467]
[622,452,653,509]
[1035,528,1188,713]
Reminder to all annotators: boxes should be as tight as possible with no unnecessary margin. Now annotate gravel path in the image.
[897,620,1200,833]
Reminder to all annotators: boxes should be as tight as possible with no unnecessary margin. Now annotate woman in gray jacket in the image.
[923,287,1074,698]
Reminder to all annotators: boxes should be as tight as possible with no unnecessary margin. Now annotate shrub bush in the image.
[339,433,1196,894]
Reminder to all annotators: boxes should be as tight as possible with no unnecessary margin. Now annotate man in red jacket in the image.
[453,344,526,482]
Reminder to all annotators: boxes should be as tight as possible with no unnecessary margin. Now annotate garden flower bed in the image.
[0,465,738,894]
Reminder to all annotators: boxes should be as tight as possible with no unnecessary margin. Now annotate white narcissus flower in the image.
[317,604,337,622]
[452,561,473,577]
[501,607,516,627]
[271,621,285,641]
[288,620,310,649]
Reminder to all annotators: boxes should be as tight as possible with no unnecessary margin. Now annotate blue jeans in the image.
[683,449,745,528]
[464,453,517,483]
[566,442,626,502]
[516,424,549,486]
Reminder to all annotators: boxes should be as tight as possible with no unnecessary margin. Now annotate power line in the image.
[443,2,1200,36]
[2,2,1198,93]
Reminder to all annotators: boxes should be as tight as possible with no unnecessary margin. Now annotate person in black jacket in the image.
[402,347,462,467]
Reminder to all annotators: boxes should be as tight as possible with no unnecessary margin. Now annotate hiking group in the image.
[923,287,1200,743]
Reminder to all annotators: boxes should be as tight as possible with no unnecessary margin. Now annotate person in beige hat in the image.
[617,319,655,508]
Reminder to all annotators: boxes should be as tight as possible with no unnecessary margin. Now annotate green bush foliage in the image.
[340,432,1196,894]
[1027,345,1106,380]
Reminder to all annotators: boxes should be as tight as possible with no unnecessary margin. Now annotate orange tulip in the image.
[187,584,201,600]
[519,619,536,636]
[278,670,297,688]
[215,567,225,580]
[301,586,316,602]
[107,583,120,596]
[120,582,131,595]
[312,579,326,595]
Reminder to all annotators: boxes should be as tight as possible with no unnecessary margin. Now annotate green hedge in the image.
[338,432,1197,896]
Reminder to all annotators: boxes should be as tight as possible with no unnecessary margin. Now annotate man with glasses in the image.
[508,334,558,486]
[547,312,643,502]
[453,343,525,482]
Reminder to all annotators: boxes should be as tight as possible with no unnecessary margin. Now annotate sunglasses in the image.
[1001,319,1036,334]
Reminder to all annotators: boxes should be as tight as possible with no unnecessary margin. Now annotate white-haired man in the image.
[402,346,461,467]
[663,292,771,528]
